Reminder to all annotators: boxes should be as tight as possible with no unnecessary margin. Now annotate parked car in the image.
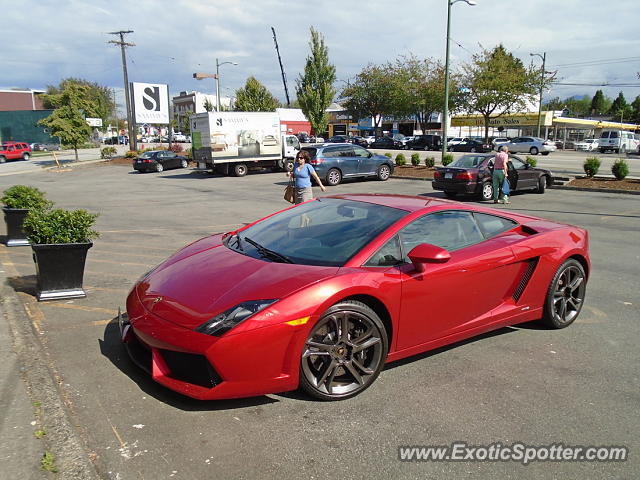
[598,129,638,154]
[302,143,394,186]
[392,134,408,148]
[574,139,599,152]
[133,150,189,173]
[0,142,31,163]
[327,135,349,143]
[449,139,492,153]
[346,136,368,147]
[502,137,557,155]
[173,132,187,142]
[369,137,403,149]
[364,135,376,145]
[297,132,312,143]
[432,153,553,201]
[406,134,442,151]
[491,137,510,150]
[447,137,472,147]
[121,193,590,400]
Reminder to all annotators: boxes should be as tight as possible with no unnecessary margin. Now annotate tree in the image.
[630,95,640,123]
[609,91,633,121]
[203,98,214,112]
[340,64,396,136]
[234,77,280,112]
[590,90,607,115]
[41,78,115,125]
[38,83,93,161]
[564,95,592,117]
[295,28,336,137]
[458,45,542,141]
[392,55,458,134]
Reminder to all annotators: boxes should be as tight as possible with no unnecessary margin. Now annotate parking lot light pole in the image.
[442,0,476,157]
[216,58,238,112]
[530,52,546,138]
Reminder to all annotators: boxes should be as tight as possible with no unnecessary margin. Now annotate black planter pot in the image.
[31,242,93,301]
[3,207,30,247]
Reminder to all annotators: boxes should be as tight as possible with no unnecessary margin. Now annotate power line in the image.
[552,56,640,68]
[552,82,640,87]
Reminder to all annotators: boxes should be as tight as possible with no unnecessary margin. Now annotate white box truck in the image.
[190,112,300,176]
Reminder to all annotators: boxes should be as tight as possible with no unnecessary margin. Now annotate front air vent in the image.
[513,258,539,302]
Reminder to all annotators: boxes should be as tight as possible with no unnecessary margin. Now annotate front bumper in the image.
[122,292,305,400]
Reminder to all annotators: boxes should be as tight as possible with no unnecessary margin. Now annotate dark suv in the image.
[432,153,553,201]
[302,144,395,186]
[405,135,441,151]
[0,142,31,163]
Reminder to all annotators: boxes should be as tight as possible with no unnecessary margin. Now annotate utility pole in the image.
[108,30,135,151]
[271,27,291,107]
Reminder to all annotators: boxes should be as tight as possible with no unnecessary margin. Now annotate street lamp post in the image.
[530,52,546,138]
[193,58,237,112]
[442,0,476,156]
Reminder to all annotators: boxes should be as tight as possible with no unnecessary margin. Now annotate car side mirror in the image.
[408,243,451,272]
[368,152,372,158]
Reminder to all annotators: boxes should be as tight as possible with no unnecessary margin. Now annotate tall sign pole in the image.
[271,27,291,107]
[108,30,136,150]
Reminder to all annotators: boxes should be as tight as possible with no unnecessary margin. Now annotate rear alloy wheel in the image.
[300,300,388,400]
[542,259,586,329]
[620,145,627,154]
[233,163,248,177]
[155,163,164,172]
[376,164,391,181]
[0,156,6,163]
[537,176,546,194]
[326,168,342,186]
[480,182,493,201]
[444,191,458,198]
[22,153,30,161]
[530,147,539,155]
[180,159,188,168]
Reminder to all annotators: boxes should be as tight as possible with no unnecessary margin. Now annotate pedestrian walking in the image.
[289,150,326,204]
[493,146,510,204]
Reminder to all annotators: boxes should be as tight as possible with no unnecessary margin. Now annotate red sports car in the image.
[122,194,590,401]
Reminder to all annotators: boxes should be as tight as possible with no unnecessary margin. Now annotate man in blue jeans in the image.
[492,146,510,204]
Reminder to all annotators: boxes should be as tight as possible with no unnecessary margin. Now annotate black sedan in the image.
[133,150,189,173]
[369,137,402,149]
[327,135,349,143]
[346,136,369,147]
[449,139,492,153]
[432,153,553,201]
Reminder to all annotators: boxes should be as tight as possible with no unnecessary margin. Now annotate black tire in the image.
[480,181,493,201]
[326,168,342,186]
[599,148,606,154]
[376,164,391,181]
[542,259,587,329]
[155,163,164,173]
[470,147,477,153]
[233,163,248,177]
[536,176,546,194]
[0,156,6,164]
[180,159,188,168]
[530,147,539,155]
[22,153,30,161]
[541,151,550,156]
[444,190,458,198]
[620,145,626,154]
[299,300,388,400]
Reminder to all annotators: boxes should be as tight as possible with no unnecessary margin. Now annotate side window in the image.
[398,211,485,257]
[339,146,354,157]
[322,147,342,158]
[364,235,403,267]
[509,157,526,170]
[474,213,517,238]
[352,146,370,158]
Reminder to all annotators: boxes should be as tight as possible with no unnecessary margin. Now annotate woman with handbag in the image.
[288,150,326,204]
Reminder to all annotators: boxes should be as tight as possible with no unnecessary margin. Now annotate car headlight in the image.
[195,300,278,337]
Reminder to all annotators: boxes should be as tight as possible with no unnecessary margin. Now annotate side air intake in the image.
[513,258,539,302]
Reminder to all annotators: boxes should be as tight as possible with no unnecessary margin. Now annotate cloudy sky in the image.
[5,0,640,111]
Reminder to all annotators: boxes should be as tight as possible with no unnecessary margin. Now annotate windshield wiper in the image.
[243,236,293,264]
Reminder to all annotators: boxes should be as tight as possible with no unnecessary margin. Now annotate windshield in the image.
[449,155,489,168]
[224,198,407,266]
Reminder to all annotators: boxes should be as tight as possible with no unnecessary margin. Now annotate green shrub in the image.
[525,156,537,167]
[1,185,53,210]
[583,157,601,177]
[411,153,420,166]
[611,158,629,180]
[424,156,435,168]
[100,147,117,159]
[24,208,99,244]
[384,152,393,159]
[395,153,406,166]
[442,153,454,166]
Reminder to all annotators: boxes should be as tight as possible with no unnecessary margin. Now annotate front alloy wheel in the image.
[326,168,342,186]
[542,259,587,329]
[377,164,391,181]
[300,301,388,400]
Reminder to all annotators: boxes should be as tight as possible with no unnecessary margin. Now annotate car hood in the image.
[135,238,339,330]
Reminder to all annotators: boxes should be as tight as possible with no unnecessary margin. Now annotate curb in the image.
[1,282,100,479]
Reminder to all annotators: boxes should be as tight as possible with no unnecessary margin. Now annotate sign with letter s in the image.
[132,82,169,124]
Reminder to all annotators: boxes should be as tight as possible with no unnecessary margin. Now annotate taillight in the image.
[434,170,443,179]
[455,172,473,181]
[310,157,324,165]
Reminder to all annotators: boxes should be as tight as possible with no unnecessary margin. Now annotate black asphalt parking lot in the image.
[1,162,638,479]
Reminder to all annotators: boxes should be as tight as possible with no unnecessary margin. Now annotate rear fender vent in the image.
[513,257,539,302]
[518,225,539,236]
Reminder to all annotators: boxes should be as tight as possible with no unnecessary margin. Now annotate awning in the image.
[552,117,638,130]
[451,111,554,128]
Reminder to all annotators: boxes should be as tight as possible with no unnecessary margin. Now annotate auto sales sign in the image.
[132,82,169,124]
